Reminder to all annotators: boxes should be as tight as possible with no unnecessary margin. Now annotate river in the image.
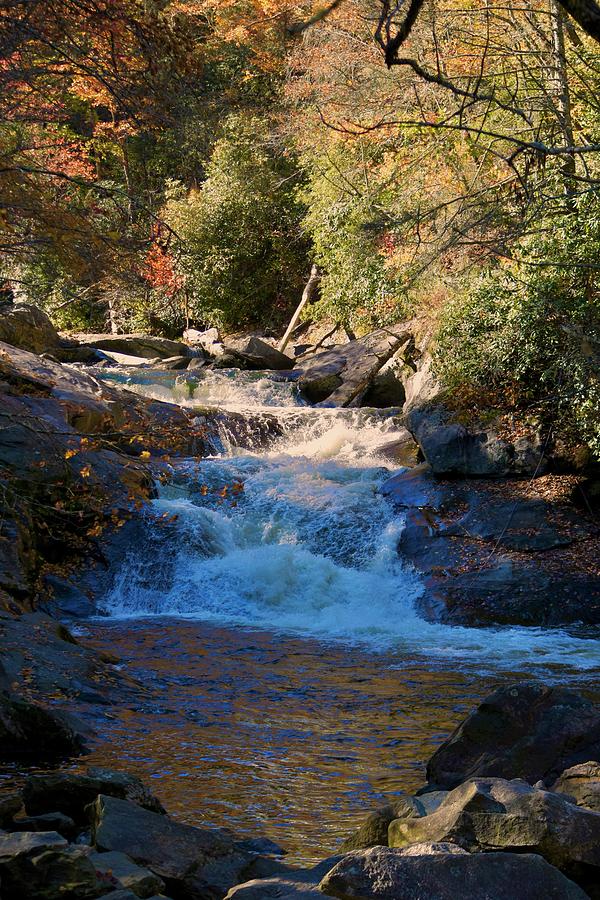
[77,366,600,862]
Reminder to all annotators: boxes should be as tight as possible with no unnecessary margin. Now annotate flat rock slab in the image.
[73,333,191,360]
[319,846,588,899]
[90,794,235,881]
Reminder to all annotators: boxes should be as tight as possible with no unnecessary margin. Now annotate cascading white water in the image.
[99,367,600,670]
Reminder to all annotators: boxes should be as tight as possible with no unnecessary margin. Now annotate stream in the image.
[78,367,600,863]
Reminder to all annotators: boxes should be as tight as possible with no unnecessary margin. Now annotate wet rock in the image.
[373,430,420,467]
[295,324,414,407]
[388,777,600,894]
[406,402,546,476]
[24,769,166,823]
[552,762,600,812]
[89,849,165,897]
[382,466,600,626]
[0,691,86,761]
[0,303,62,355]
[89,794,244,890]
[319,846,588,899]
[426,683,600,789]
[16,811,77,840]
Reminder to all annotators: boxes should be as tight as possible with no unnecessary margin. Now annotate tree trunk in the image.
[278,265,321,354]
[550,0,577,194]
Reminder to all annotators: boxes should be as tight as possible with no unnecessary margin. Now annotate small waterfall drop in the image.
[98,367,600,670]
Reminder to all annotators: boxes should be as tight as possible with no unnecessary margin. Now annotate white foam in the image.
[98,368,600,671]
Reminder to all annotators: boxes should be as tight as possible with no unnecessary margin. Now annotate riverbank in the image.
[1,303,600,897]
[2,684,600,898]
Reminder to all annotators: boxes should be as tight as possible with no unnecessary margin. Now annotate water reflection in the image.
[78,618,584,863]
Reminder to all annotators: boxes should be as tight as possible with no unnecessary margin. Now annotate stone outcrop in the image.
[406,402,547,477]
[319,845,588,899]
[89,793,251,895]
[295,324,414,406]
[217,336,295,371]
[426,682,600,789]
[382,465,600,626]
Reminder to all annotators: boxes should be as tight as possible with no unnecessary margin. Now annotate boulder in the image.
[24,769,166,823]
[319,845,588,899]
[88,849,165,897]
[360,367,406,408]
[388,777,600,893]
[184,327,223,356]
[217,337,294,371]
[295,324,414,407]
[158,355,193,370]
[0,303,62,354]
[402,353,441,412]
[382,467,600,626]
[553,762,600,812]
[0,831,106,899]
[426,683,600,789]
[72,334,191,360]
[406,402,546,476]
[15,811,77,840]
[89,794,247,892]
[0,691,86,761]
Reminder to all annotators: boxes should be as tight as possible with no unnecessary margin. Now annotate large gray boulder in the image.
[24,768,166,823]
[426,683,600,789]
[406,402,546,476]
[0,691,85,761]
[295,324,414,406]
[388,777,600,893]
[553,762,600,813]
[0,302,62,354]
[89,794,249,893]
[319,845,588,899]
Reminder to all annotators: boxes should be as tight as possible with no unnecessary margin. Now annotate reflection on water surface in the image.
[79,618,592,863]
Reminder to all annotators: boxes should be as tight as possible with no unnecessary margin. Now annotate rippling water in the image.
[79,366,600,861]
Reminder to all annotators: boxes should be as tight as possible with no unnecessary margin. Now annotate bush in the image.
[434,196,600,457]
[165,115,308,331]
[301,149,409,331]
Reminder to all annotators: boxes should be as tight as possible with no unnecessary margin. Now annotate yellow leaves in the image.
[140,450,151,459]
[65,448,78,459]
[79,465,91,478]
[86,523,104,537]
